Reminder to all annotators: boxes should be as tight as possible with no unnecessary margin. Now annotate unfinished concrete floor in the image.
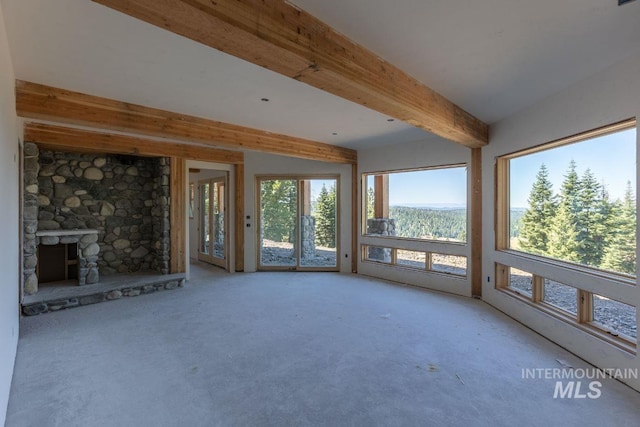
[6,262,640,426]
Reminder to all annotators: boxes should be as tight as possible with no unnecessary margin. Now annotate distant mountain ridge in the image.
[387,206,523,240]
[391,203,466,210]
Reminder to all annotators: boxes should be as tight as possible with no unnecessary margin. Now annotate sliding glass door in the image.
[259,179,298,268]
[258,177,338,271]
[198,176,227,269]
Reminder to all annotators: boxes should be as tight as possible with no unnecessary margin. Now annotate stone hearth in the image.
[21,272,186,316]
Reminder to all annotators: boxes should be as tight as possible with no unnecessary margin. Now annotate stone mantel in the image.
[36,229,99,237]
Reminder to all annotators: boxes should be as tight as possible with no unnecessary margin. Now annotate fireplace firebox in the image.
[37,243,78,284]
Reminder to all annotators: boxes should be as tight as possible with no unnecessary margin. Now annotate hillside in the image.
[387,206,524,241]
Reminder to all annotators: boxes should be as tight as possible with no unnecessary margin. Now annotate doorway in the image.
[257,176,339,271]
[198,176,228,269]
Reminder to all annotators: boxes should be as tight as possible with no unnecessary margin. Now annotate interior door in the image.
[198,176,228,269]
[258,177,338,271]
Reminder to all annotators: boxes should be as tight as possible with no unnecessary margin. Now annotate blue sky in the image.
[510,128,636,208]
[358,127,636,209]
[378,167,468,207]
[309,179,337,202]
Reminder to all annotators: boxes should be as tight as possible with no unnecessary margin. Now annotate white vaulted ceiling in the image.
[292,0,640,124]
[3,0,640,149]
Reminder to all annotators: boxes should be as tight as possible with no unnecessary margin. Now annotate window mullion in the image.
[578,290,593,324]
[532,275,544,303]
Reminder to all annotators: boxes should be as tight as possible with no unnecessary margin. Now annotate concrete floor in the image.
[6,263,640,426]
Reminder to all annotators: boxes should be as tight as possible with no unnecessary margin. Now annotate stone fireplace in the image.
[35,229,99,285]
[22,142,171,295]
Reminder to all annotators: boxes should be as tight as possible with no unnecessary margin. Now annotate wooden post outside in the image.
[373,174,389,218]
[301,180,312,216]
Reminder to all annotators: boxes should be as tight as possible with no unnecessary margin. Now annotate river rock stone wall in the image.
[22,143,171,294]
[366,218,396,262]
[23,142,41,294]
[366,218,396,236]
[301,215,316,259]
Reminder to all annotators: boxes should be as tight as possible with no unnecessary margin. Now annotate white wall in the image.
[358,136,472,296]
[0,3,19,424]
[243,152,353,273]
[482,53,640,391]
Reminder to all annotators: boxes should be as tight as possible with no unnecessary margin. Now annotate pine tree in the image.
[547,161,581,262]
[602,182,636,275]
[562,160,582,213]
[315,184,337,248]
[547,203,581,262]
[518,164,556,254]
[517,159,634,274]
[366,187,375,219]
[595,183,615,262]
[260,179,297,243]
[576,169,609,267]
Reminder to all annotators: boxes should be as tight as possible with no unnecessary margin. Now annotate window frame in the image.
[494,118,638,353]
[362,245,467,278]
[495,118,637,282]
[495,262,636,353]
[361,163,469,244]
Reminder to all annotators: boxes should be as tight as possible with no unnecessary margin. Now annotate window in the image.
[189,182,195,218]
[542,279,578,316]
[495,264,533,297]
[396,249,426,269]
[363,166,467,243]
[363,245,393,264]
[592,294,637,340]
[495,120,638,352]
[498,120,637,278]
[495,261,637,352]
[198,177,227,268]
[431,254,467,276]
[509,267,533,297]
[362,245,467,277]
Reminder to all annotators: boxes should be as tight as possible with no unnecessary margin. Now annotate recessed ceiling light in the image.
[261,98,269,102]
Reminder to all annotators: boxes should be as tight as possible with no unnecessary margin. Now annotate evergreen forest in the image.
[260,161,636,276]
[260,180,337,249]
[389,206,467,242]
[516,161,636,275]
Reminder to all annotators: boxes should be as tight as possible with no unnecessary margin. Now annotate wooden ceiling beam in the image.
[16,80,357,164]
[23,123,245,164]
[92,0,488,148]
